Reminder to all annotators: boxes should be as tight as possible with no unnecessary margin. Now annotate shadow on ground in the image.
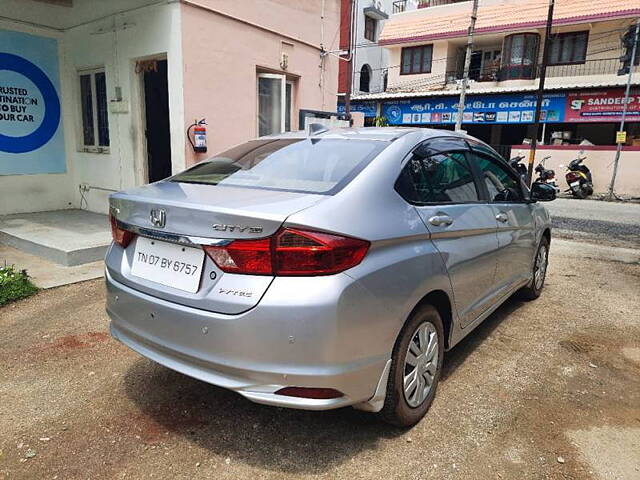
[442,294,527,380]
[123,359,402,474]
[122,294,528,475]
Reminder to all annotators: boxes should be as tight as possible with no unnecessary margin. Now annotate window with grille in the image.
[364,16,377,42]
[400,45,433,75]
[78,69,109,151]
[502,33,539,80]
[549,31,588,65]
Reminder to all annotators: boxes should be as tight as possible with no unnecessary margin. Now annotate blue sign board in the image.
[0,30,65,175]
[381,92,567,126]
[337,101,377,118]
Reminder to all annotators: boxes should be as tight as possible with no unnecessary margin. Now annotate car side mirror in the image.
[531,182,556,202]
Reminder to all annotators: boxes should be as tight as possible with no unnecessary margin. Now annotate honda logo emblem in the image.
[149,209,166,228]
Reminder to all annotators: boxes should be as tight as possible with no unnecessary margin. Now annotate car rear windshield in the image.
[171,138,387,194]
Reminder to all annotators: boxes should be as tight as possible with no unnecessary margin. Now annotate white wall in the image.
[352,0,395,95]
[63,1,184,214]
[0,0,185,215]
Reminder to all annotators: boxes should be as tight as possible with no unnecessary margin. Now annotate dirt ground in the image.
[1,240,639,480]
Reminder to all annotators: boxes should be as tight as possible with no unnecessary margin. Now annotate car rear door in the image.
[397,137,500,327]
[467,144,537,294]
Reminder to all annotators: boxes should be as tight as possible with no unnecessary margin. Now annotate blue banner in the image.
[0,30,65,175]
[381,92,566,125]
[337,101,377,118]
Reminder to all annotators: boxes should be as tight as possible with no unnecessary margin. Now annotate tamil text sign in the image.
[382,92,567,125]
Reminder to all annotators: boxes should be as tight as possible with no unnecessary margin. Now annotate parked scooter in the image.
[533,156,560,193]
[563,151,593,199]
[508,151,528,182]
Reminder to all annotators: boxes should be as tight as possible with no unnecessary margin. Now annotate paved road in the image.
[1,242,639,480]
[545,198,640,249]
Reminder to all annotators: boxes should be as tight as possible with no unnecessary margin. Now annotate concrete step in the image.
[0,209,111,266]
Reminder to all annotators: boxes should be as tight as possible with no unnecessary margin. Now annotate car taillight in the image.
[205,238,272,275]
[109,213,134,248]
[274,228,369,275]
[203,228,369,276]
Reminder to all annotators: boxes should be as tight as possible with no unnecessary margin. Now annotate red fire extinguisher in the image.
[187,118,207,153]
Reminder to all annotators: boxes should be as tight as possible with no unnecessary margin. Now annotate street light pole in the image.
[455,0,479,132]
[526,0,554,186]
[344,0,355,118]
[606,18,640,201]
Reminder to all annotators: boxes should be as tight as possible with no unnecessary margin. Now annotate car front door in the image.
[397,138,500,327]
[467,146,537,295]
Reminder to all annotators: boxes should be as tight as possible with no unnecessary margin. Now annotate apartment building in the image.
[350,0,639,151]
[0,0,340,216]
[337,0,397,121]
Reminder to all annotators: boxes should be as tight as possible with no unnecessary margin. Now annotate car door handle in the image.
[428,215,453,227]
[496,212,509,223]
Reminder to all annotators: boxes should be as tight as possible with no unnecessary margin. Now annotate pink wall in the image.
[515,145,640,197]
[180,0,340,167]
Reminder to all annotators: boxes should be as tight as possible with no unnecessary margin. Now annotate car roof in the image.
[259,126,472,143]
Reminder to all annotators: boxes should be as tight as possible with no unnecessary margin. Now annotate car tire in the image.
[518,236,549,301]
[379,304,444,427]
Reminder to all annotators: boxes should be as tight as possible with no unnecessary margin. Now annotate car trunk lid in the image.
[106,181,324,314]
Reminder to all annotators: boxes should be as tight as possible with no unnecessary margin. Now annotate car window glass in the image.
[171,138,386,195]
[467,139,503,159]
[399,151,479,204]
[470,153,524,202]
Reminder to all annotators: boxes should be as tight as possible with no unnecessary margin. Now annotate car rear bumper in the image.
[105,270,392,410]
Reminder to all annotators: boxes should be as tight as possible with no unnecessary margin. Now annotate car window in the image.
[396,151,479,204]
[171,138,387,195]
[469,152,524,202]
[466,139,504,160]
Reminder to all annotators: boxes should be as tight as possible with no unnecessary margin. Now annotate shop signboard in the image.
[337,101,378,118]
[565,89,640,123]
[381,92,566,125]
[0,29,65,175]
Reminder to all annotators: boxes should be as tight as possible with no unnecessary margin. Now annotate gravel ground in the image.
[1,237,639,480]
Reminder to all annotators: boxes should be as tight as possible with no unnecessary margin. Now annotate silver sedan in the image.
[105,127,554,426]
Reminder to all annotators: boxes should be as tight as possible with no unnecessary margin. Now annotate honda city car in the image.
[105,127,554,426]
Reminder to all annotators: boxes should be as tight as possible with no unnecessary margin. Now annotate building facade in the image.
[351,0,639,146]
[338,0,398,104]
[0,0,340,215]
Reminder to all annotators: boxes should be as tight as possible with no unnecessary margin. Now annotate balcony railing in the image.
[418,0,468,8]
[392,0,465,13]
[393,0,407,13]
[445,57,639,84]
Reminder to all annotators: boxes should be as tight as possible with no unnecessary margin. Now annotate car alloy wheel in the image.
[403,321,439,408]
[534,243,548,291]
[380,304,444,427]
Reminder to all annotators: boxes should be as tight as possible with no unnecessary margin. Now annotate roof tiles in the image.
[380,0,640,45]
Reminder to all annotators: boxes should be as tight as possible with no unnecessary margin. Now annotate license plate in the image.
[570,181,580,187]
[131,236,204,293]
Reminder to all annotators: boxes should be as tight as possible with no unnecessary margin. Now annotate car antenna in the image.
[307,123,329,137]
